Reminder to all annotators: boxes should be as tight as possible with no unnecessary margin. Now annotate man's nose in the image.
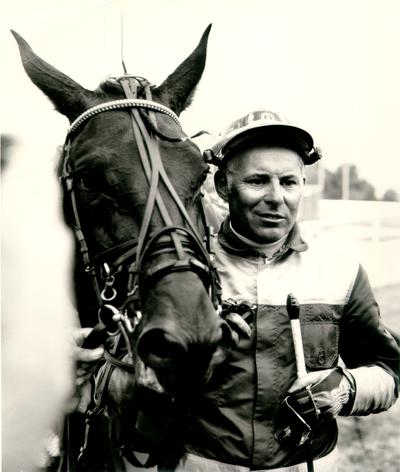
[263,181,284,205]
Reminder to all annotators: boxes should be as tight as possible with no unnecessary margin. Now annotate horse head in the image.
[13,26,231,395]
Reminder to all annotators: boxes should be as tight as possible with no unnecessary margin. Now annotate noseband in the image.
[61,76,222,348]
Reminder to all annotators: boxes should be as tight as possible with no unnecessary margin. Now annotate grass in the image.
[337,284,400,472]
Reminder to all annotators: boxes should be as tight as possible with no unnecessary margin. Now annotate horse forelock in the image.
[98,79,124,94]
[95,78,157,100]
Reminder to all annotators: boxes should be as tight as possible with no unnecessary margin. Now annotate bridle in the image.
[61,75,223,355]
[65,76,227,469]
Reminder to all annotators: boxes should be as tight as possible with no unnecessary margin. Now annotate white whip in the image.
[287,293,307,379]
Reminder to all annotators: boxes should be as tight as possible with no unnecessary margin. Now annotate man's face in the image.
[218,145,305,244]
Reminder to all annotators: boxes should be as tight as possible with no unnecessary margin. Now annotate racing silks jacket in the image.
[183,218,400,469]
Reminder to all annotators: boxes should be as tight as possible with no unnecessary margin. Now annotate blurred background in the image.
[2,0,400,470]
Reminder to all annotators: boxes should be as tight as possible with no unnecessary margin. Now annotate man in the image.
[171,110,399,471]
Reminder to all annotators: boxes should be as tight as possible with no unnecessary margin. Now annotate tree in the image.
[382,189,399,202]
[323,164,377,200]
[1,134,16,171]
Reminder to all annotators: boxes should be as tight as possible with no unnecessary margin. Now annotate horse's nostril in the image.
[137,329,186,370]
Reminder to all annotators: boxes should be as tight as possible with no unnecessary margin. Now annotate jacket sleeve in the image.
[339,264,400,415]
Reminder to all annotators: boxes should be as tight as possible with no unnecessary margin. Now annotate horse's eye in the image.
[78,173,102,192]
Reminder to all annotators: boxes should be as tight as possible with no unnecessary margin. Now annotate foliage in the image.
[382,189,399,202]
[1,134,16,170]
[323,164,377,201]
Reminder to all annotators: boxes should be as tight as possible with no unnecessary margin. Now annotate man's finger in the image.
[288,370,333,393]
[76,368,94,386]
[71,327,94,347]
[73,345,104,363]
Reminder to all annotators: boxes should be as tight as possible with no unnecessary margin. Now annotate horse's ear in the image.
[11,30,93,121]
[155,24,212,116]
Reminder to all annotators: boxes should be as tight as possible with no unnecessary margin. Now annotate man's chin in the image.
[232,220,291,245]
[254,228,288,245]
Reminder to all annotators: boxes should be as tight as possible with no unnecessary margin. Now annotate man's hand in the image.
[275,368,355,446]
[288,368,354,417]
[221,300,253,346]
[72,328,104,386]
[68,327,105,414]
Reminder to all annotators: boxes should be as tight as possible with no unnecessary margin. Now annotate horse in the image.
[12,26,232,471]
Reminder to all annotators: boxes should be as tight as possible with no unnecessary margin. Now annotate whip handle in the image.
[290,319,307,378]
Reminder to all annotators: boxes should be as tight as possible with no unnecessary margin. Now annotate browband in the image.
[69,99,182,135]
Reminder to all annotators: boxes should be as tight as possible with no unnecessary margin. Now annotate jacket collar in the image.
[218,217,308,260]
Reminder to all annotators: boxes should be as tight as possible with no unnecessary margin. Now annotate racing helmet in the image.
[205,110,322,166]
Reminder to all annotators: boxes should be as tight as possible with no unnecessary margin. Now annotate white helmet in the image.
[208,109,321,165]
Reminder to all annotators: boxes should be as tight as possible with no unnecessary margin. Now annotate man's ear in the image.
[214,170,230,202]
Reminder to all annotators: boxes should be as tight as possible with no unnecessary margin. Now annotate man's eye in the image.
[282,180,297,187]
[247,178,265,186]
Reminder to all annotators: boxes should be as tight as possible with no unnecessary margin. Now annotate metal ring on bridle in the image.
[101,286,117,302]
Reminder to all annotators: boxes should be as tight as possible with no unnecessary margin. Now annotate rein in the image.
[61,76,222,367]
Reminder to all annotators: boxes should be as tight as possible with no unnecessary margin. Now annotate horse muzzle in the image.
[136,319,232,392]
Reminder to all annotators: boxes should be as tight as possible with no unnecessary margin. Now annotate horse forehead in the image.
[71,111,206,185]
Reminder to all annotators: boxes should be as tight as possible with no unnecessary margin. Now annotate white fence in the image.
[301,200,400,288]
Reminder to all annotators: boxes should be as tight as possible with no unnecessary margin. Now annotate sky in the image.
[2,0,400,196]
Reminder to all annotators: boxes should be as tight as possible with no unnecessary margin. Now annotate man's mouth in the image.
[256,212,285,221]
